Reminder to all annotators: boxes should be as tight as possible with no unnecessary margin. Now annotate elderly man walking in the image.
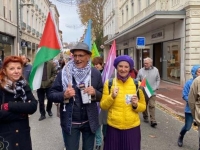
[49,42,103,150]
[137,57,160,128]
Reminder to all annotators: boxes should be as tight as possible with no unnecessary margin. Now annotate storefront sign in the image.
[136,37,145,49]
[21,40,27,47]
[0,34,13,44]
[151,30,164,40]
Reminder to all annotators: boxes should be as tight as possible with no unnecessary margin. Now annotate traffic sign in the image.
[136,37,145,49]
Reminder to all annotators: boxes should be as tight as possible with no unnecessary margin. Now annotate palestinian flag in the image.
[140,78,154,98]
[29,10,62,90]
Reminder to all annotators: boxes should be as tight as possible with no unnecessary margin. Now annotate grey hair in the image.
[144,57,153,63]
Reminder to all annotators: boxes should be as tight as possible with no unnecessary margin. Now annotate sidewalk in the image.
[156,80,185,117]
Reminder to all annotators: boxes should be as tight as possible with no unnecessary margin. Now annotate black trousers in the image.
[37,87,52,116]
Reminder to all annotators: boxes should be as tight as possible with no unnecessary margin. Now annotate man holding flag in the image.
[137,57,160,128]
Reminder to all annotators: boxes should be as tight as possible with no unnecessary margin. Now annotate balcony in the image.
[35,4,38,11]
[36,31,39,37]
[32,28,35,35]
[21,22,26,30]
[27,25,31,33]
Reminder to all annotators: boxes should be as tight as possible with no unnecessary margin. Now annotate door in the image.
[153,43,162,77]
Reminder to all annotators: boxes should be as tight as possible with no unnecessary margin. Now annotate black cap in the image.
[70,42,92,55]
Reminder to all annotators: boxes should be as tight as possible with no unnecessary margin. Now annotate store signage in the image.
[21,40,27,47]
[0,34,12,44]
[151,30,164,40]
[136,37,145,49]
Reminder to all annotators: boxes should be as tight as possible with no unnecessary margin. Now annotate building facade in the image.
[103,0,200,86]
[0,0,18,60]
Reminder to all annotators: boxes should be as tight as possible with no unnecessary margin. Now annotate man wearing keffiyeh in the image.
[49,42,103,150]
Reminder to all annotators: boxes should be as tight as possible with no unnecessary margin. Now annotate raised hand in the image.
[131,94,138,108]
[64,84,75,99]
[112,87,119,99]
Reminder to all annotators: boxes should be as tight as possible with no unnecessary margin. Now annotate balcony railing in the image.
[27,25,31,33]
[36,31,39,37]
[32,28,35,35]
[21,22,26,30]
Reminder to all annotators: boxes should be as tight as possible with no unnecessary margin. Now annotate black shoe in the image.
[144,117,149,123]
[151,121,157,128]
[178,135,183,147]
[47,111,53,116]
[39,115,46,121]
[95,145,101,150]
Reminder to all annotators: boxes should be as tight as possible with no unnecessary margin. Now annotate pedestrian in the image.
[37,60,57,121]
[0,56,37,150]
[137,57,160,127]
[48,42,103,150]
[177,65,200,147]
[21,54,32,83]
[92,56,105,150]
[100,55,146,150]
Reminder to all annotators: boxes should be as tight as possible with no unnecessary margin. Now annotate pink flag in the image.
[102,40,116,83]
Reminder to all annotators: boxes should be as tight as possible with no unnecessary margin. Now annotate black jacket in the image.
[0,85,38,150]
[49,67,103,134]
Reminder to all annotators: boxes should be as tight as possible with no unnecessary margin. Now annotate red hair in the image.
[0,56,23,87]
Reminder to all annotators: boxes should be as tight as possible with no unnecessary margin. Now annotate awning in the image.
[105,11,186,45]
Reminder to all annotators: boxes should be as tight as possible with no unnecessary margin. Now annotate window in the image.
[9,10,11,21]
[126,5,128,21]
[131,0,134,17]
[27,11,29,25]
[138,0,141,12]
[122,9,124,25]
[3,6,6,18]
[146,0,150,7]
[9,0,12,21]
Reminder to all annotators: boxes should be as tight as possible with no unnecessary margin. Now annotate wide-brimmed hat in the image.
[70,42,92,55]
[114,55,134,69]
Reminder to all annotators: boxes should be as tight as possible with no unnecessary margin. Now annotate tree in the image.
[77,0,104,52]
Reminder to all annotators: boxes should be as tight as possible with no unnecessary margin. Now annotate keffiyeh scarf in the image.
[62,60,91,91]
[3,78,27,103]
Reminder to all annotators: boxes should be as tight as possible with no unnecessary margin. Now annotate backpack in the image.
[108,78,140,99]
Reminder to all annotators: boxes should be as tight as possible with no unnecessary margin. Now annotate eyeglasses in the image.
[73,54,86,58]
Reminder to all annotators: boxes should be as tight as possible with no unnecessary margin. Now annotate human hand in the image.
[112,87,119,99]
[84,86,95,96]
[131,94,138,108]
[64,84,75,99]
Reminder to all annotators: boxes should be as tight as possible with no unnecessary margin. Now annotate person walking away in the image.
[37,60,57,121]
[177,65,200,147]
[0,56,37,150]
[92,56,105,150]
[21,55,32,83]
[100,55,146,150]
[137,57,160,127]
[48,42,103,150]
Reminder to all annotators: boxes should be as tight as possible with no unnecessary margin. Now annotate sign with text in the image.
[136,37,145,49]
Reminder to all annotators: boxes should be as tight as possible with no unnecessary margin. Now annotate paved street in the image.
[30,103,198,150]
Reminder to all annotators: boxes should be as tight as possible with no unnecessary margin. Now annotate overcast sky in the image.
[51,0,85,43]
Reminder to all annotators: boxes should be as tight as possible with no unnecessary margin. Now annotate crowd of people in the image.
[1,42,200,150]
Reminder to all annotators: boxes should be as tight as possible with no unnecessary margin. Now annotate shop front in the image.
[0,33,14,60]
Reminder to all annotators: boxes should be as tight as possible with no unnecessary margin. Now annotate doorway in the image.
[153,43,162,77]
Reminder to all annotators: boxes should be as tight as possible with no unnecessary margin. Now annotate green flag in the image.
[91,42,100,59]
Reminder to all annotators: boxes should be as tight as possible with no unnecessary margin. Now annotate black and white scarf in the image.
[62,60,91,91]
[3,78,27,103]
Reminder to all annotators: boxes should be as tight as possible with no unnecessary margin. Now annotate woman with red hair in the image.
[0,56,37,150]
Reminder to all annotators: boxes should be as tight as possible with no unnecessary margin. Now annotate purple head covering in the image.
[114,55,134,69]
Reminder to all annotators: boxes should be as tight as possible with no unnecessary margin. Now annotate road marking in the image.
[156,94,184,105]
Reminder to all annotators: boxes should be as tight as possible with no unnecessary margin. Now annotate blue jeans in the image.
[63,122,95,150]
[180,113,193,136]
[95,126,102,146]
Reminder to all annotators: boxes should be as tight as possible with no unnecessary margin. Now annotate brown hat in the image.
[70,42,92,55]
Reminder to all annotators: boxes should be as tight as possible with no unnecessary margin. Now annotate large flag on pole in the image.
[140,78,154,98]
[83,19,92,51]
[91,42,100,59]
[29,10,62,90]
[102,40,116,83]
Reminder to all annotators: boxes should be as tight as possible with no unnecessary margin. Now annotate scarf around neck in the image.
[3,78,27,102]
[117,73,130,83]
[62,60,91,91]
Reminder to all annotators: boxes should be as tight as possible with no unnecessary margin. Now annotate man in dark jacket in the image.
[21,55,32,83]
[37,60,57,121]
[49,42,103,150]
